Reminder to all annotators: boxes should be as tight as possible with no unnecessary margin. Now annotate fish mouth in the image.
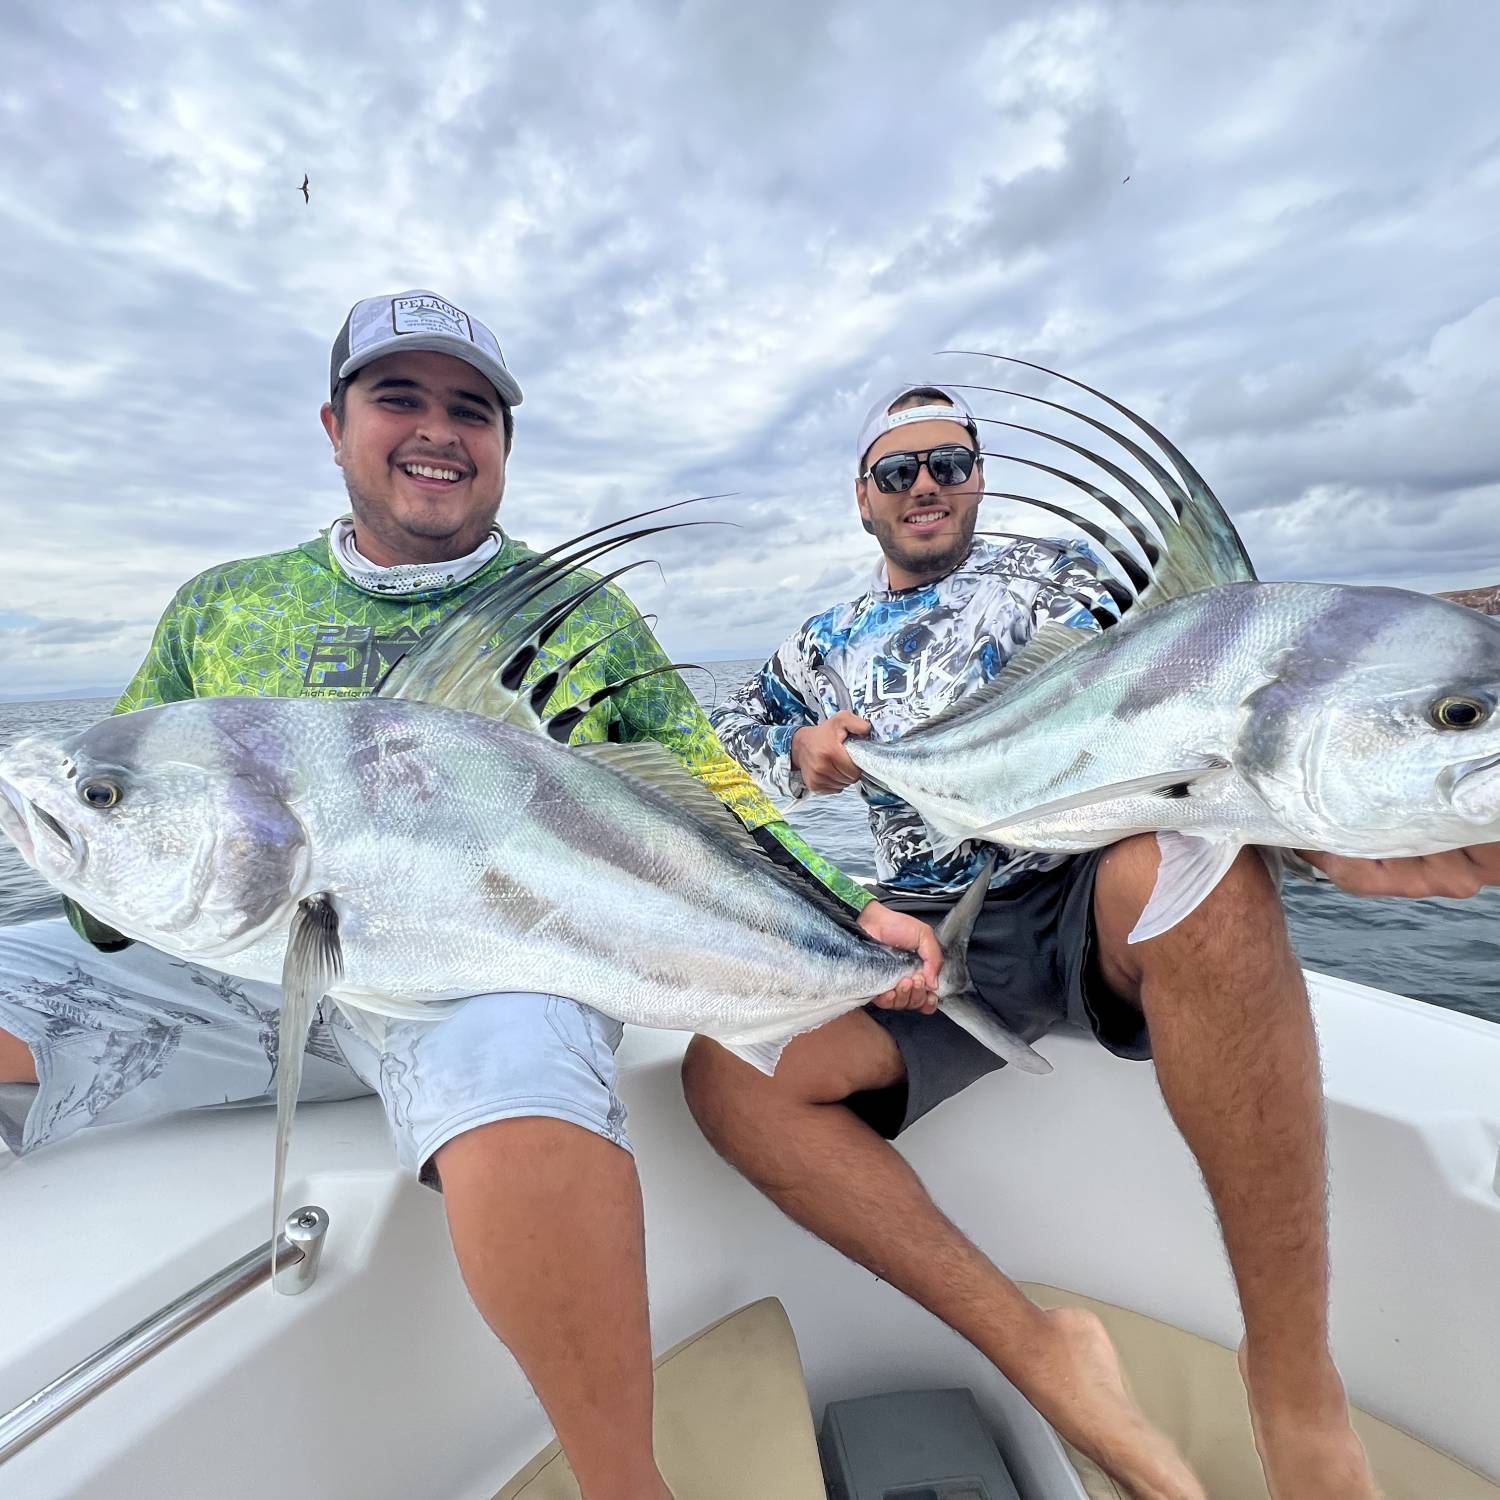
[1444,750,1500,821]
[0,776,78,874]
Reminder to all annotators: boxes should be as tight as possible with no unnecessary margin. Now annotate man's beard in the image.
[872,510,978,584]
[343,474,497,543]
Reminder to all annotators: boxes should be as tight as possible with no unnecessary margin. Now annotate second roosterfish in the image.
[828,357,1500,943]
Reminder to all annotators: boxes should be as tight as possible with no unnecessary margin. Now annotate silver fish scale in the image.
[850,581,1500,859]
[39,696,915,1049]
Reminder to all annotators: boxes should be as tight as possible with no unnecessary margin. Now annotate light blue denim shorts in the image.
[0,918,629,1185]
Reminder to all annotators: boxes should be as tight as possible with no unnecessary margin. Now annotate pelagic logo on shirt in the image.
[301,621,432,693]
[392,294,472,342]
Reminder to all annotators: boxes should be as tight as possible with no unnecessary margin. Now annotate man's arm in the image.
[598,599,870,911]
[708,646,822,804]
[1297,844,1500,899]
[115,584,197,714]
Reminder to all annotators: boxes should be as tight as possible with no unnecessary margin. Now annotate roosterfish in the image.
[0,519,1041,1268]
[826,356,1500,943]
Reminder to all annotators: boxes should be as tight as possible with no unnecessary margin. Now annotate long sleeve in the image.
[708,640,819,805]
[114,587,197,713]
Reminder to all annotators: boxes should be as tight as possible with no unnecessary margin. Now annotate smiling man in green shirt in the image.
[0,287,937,1499]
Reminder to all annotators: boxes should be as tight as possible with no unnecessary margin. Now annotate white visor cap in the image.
[857,383,978,470]
[331,289,523,408]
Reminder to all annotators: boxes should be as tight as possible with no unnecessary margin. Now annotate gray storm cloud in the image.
[0,0,1496,695]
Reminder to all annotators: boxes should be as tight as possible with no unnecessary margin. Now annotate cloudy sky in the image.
[1,0,1496,698]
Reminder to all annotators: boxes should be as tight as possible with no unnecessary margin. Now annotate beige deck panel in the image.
[492,1297,824,1500]
[495,1284,1497,1499]
[1024,1284,1500,1500]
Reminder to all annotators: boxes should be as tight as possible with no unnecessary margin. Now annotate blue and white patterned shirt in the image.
[711,537,1120,895]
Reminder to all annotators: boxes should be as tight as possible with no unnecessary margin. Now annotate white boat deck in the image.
[2,970,1498,1497]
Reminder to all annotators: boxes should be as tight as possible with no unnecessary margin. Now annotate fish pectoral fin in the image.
[718,1035,794,1076]
[902,623,1098,744]
[573,742,867,935]
[972,760,1231,839]
[272,893,343,1282]
[1128,832,1242,945]
[574,741,744,831]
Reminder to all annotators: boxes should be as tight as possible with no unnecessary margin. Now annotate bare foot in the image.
[1238,1343,1384,1499]
[1016,1307,1205,1500]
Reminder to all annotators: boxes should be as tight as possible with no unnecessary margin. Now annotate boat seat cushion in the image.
[491,1296,824,1499]
[1021,1284,1500,1500]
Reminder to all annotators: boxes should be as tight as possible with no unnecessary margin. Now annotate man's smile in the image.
[902,506,952,533]
[397,459,469,488]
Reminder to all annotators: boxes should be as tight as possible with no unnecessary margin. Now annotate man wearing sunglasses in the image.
[688,384,1389,1498]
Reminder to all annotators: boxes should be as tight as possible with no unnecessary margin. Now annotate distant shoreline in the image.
[0,687,120,705]
[1437,584,1500,615]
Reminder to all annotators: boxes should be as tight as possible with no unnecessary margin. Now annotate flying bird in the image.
[1123,175,1131,183]
[300,174,309,204]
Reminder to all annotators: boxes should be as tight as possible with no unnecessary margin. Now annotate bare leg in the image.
[0,1026,668,1493]
[683,1016,1204,1500]
[1093,835,1379,1500]
[435,1117,672,1500]
[0,1026,37,1084]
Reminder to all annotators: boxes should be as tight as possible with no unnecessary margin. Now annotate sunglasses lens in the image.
[869,447,976,492]
[927,446,976,486]
[872,455,920,493]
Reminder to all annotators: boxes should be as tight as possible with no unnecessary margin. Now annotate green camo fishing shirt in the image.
[66,527,871,949]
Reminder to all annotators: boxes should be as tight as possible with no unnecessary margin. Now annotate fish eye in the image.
[79,779,122,808]
[1430,696,1490,730]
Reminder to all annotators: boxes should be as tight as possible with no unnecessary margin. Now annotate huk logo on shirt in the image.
[862,649,943,707]
[392,295,472,343]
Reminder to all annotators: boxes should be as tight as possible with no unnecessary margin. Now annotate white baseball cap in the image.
[856,382,978,470]
[330,289,523,407]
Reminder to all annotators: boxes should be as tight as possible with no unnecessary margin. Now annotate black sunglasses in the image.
[863,444,979,494]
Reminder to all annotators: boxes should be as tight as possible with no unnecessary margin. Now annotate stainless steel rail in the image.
[0,1205,330,1467]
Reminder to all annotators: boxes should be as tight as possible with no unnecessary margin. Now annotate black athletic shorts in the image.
[850,851,1151,1138]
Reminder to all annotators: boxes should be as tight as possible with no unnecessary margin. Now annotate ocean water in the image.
[2,679,1496,1027]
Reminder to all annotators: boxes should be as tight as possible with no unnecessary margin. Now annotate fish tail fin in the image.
[933,854,1052,1076]
[272,894,342,1283]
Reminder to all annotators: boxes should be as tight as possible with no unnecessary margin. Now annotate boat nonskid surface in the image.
[2,977,1498,1496]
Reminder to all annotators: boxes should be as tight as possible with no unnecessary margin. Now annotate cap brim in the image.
[338,335,523,408]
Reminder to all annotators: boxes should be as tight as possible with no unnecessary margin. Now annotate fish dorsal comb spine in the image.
[898,623,1095,741]
[373,502,715,739]
[936,352,1258,616]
